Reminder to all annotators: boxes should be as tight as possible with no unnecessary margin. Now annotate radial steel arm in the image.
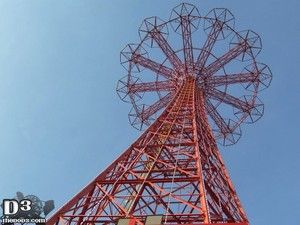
[208,72,257,87]
[204,42,248,76]
[195,21,223,71]
[150,30,183,71]
[140,93,173,121]
[132,53,176,79]
[206,88,252,111]
[181,16,194,73]
[205,99,231,134]
[128,80,175,93]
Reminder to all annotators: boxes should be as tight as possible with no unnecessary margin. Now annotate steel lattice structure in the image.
[47,3,271,225]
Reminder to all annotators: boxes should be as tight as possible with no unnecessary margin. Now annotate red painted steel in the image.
[47,3,271,225]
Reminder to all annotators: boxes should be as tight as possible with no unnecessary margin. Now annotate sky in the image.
[0,1,299,225]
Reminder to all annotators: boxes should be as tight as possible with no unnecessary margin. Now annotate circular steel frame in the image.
[117,3,272,146]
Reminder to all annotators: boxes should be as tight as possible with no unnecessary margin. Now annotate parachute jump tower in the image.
[47,3,272,225]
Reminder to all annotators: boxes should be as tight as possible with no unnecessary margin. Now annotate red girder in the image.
[128,80,175,93]
[132,53,176,80]
[209,72,256,87]
[206,88,252,112]
[150,30,183,72]
[205,99,231,134]
[139,93,173,121]
[195,21,223,71]
[204,42,247,76]
[181,16,194,73]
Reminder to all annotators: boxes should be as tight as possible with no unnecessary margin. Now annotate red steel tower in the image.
[47,3,272,225]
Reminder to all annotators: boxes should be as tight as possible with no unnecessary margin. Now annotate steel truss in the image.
[47,3,271,225]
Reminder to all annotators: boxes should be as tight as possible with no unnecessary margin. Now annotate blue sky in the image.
[0,1,299,225]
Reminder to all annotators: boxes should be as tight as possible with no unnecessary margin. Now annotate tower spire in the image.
[47,3,271,225]
[47,77,248,224]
